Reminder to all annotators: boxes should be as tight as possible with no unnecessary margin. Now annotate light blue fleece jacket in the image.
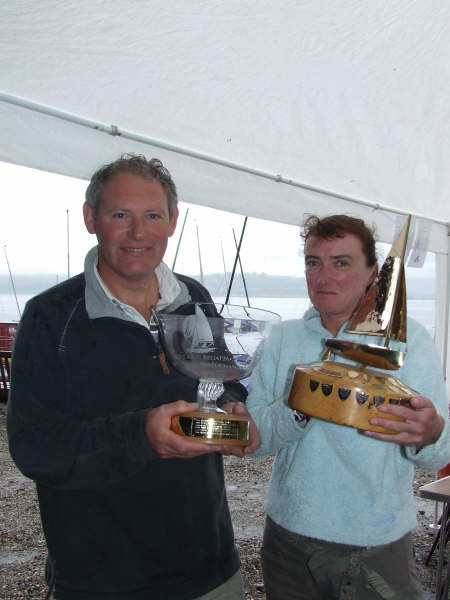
[246,306,450,547]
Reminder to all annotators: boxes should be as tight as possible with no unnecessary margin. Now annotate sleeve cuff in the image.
[293,409,311,428]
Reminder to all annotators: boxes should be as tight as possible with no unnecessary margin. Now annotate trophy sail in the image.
[288,216,418,434]
[324,217,411,370]
[345,217,410,343]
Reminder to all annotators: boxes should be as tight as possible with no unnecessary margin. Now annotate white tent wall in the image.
[0,94,448,250]
[1,1,450,221]
[1,1,449,391]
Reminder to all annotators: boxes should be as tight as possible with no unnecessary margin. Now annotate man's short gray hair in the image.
[85,154,178,218]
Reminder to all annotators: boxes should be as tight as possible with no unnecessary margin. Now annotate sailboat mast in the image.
[66,209,70,278]
[171,208,189,271]
[3,245,21,318]
[232,228,250,307]
[225,217,248,305]
[220,240,229,293]
[196,223,204,284]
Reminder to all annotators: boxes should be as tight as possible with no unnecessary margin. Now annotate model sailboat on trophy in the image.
[288,216,418,434]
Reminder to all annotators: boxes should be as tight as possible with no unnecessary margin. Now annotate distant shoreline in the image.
[0,270,435,300]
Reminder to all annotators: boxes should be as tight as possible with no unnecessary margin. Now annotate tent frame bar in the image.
[1,91,448,228]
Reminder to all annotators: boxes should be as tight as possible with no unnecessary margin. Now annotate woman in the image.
[247,214,449,600]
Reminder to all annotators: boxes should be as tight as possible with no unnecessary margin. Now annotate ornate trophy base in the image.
[171,410,250,446]
[288,361,417,434]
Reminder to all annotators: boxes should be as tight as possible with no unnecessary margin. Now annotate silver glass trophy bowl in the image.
[156,303,280,445]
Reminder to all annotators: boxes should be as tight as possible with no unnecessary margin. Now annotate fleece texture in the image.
[247,306,450,547]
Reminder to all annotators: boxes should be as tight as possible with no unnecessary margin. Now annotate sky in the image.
[0,161,305,280]
[0,160,435,282]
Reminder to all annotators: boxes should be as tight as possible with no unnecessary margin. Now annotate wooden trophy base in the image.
[171,410,250,446]
[288,361,417,434]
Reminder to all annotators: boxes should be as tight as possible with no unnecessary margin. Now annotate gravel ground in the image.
[0,403,443,599]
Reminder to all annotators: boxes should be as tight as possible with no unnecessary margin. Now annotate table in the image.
[419,476,450,599]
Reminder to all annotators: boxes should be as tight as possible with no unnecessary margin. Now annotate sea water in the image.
[0,293,436,338]
[215,296,436,339]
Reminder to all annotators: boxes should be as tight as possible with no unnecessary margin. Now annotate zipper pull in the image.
[158,348,170,375]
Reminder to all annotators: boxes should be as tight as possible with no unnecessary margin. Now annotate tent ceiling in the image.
[1,1,449,251]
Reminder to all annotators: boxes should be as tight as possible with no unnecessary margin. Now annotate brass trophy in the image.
[288,216,418,434]
[156,303,280,445]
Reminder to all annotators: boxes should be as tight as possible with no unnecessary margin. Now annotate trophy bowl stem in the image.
[197,378,226,413]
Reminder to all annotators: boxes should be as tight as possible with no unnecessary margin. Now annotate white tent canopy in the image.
[1,1,449,386]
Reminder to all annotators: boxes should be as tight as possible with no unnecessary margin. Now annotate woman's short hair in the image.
[301,214,377,267]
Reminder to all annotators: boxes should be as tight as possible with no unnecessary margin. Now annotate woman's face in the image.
[305,233,377,335]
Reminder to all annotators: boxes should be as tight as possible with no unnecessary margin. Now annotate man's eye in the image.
[305,259,318,268]
[113,212,126,219]
[147,213,162,220]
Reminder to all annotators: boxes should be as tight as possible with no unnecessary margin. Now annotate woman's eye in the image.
[335,260,350,268]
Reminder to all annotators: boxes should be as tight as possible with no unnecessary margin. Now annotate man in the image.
[7,154,259,600]
[246,215,450,599]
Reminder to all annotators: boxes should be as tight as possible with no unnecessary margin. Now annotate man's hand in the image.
[365,396,445,448]
[145,401,224,459]
[219,402,261,457]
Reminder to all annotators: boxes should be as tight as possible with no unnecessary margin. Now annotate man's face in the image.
[83,172,178,288]
[305,233,376,334]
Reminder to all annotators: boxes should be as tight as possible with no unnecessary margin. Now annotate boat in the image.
[0,322,16,402]
[0,322,17,352]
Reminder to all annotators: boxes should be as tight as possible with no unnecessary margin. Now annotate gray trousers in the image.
[261,516,424,600]
[196,570,245,600]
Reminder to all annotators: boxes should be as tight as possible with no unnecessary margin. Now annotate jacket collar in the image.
[83,246,190,327]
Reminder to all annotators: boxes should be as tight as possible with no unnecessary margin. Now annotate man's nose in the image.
[130,217,145,238]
